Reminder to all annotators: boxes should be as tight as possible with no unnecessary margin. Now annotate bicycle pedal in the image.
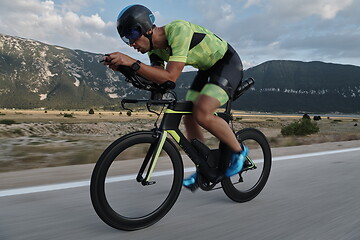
[183,183,199,192]
[141,180,156,186]
[198,174,222,191]
[241,157,256,172]
[241,165,257,172]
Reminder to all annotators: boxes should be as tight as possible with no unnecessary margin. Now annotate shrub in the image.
[12,128,24,135]
[281,118,319,136]
[0,119,16,125]
[64,113,73,118]
[302,114,310,120]
[88,109,95,114]
[127,110,132,116]
[332,119,342,123]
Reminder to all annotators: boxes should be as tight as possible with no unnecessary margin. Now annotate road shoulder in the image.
[1,140,359,190]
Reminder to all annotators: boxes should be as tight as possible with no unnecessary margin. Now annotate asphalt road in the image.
[1,144,360,240]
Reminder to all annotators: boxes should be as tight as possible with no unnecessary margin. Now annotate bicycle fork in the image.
[135,128,224,186]
[136,130,168,186]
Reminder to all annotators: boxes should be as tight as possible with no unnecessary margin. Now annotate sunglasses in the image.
[122,28,142,45]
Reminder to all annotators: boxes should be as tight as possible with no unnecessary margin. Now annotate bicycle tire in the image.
[221,128,271,202]
[90,131,183,231]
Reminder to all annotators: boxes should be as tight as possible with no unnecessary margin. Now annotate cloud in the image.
[243,0,262,8]
[191,0,359,67]
[189,0,236,34]
[267,0,354,20]
[0,0,359,68]
[59,0,104,12]
[0,0,120,52]
[152,11,168,27]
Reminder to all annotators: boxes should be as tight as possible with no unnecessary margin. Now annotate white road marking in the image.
[1,147,359,198]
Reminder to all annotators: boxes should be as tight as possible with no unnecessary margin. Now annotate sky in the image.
[0,0,360,69]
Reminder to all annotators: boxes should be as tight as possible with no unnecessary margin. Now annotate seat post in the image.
[224,99,232,115]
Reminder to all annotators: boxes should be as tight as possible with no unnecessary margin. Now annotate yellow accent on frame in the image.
[164,109,192,114]
[167,130,180,143]
[145,131,167,181]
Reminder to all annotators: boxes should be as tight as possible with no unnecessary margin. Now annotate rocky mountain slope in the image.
[1,33,359,113]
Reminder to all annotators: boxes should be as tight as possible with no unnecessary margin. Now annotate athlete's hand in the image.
[104,52,135,71]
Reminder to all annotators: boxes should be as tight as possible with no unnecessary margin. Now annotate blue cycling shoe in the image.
[225,144,249,177]
[182,172,199,192]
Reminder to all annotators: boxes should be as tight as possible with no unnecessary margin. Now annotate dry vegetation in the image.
[0,109,359,173]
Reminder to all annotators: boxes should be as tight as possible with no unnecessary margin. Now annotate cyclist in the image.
[104,4,248,191]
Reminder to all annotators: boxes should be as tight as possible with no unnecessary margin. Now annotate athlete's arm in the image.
[137,61,185,84]
[105,52,184,84]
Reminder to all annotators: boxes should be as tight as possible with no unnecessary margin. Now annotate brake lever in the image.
[146,102,161,117]
[121,99,135,112]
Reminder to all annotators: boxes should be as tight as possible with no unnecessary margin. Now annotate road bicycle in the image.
[90,66,272,231]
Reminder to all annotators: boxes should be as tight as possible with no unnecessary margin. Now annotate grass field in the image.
[0,109,359,173]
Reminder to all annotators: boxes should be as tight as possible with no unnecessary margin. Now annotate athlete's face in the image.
[130,35,150,54]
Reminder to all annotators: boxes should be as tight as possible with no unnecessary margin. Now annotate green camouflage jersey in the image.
[148,20,228,70]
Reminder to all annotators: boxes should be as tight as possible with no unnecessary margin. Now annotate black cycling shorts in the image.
[189,44,243,100]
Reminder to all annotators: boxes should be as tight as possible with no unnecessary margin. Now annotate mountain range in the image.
[0,33,359,113]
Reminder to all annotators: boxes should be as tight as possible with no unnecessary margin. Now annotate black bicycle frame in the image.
[122,77,255,185]
[130,99,233,184]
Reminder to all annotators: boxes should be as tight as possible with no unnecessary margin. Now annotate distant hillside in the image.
[0,34,148,109]
[0,33,359,113]
[239,61,360,113]
[170,61,360,113]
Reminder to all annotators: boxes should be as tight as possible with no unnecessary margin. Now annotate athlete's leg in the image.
[183,115,205,142]
[183,44,246,189]
[183,71,209,142]
[193,94,248,178]
[192,94,242,153]
[183,89,204,141]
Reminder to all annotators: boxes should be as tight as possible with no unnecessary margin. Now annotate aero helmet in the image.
[117,5,155,46]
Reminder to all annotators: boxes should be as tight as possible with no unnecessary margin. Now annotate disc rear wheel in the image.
[221,128,271,202]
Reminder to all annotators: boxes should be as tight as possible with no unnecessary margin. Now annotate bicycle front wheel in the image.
[90,132,183,231]
[221,128,272,202]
